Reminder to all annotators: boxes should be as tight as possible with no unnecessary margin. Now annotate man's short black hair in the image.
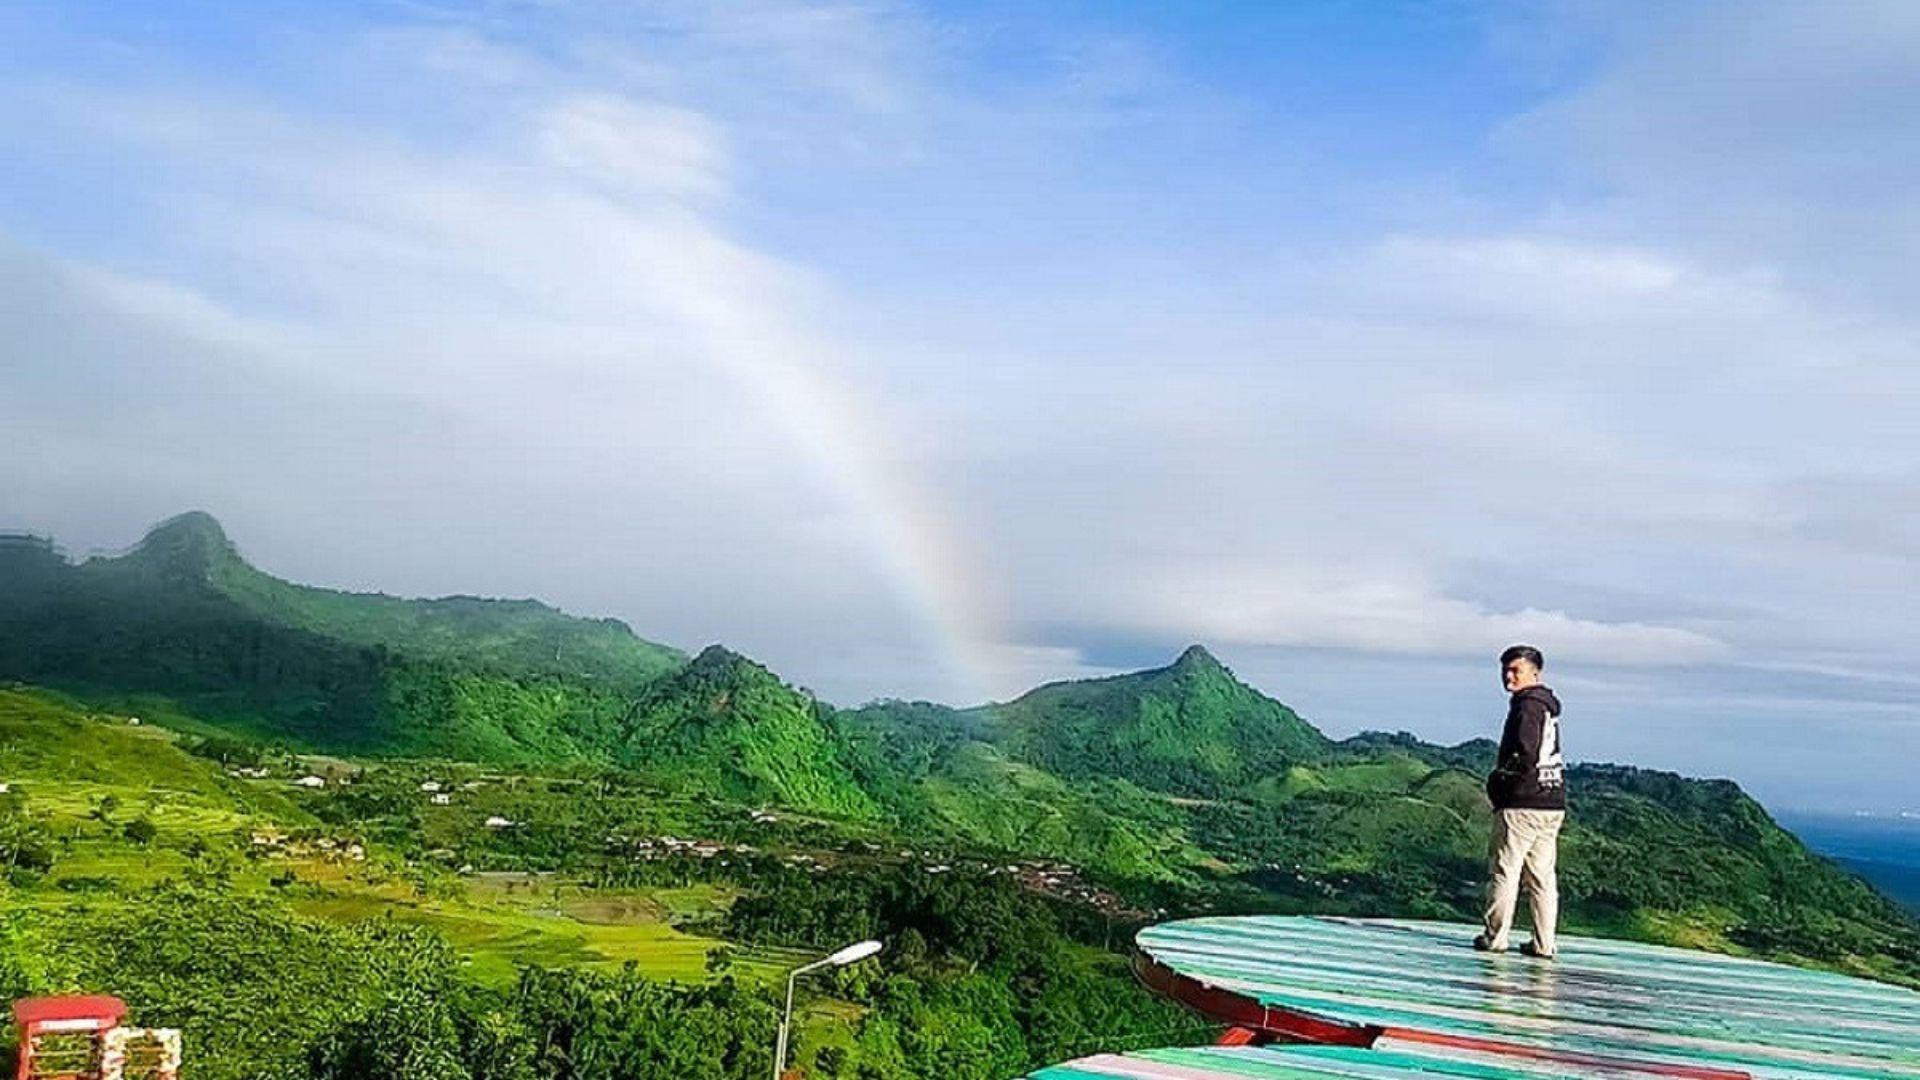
[1500,644,1544,670]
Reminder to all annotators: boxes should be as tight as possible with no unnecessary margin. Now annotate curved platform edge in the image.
[1129,949,1381,1048]
[1381,1027,1750,1080]
[1129,940,1754,1080]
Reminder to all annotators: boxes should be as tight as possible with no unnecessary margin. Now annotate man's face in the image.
[1502,657,1540,693]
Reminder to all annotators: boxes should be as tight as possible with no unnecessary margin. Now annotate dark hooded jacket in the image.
[1486,684,1565,811]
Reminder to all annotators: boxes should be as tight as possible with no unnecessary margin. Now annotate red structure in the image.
[1132,951,1381,1048]
[12,996,180,1080]
[14,996,126,1079]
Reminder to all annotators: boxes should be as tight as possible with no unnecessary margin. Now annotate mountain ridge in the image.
[0,512,683,758]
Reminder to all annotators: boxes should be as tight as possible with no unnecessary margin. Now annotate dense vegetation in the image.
[1,512,1917,1078]
[614,648,876,819]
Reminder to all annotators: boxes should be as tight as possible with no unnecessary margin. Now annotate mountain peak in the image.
[146,510,229,542]
[690,644,748,668]
[1170,644,1223,672]
[685,644,774,685]
[128,511,239,578]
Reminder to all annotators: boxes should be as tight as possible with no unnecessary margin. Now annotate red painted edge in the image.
[13,995,126,1026]
[1131,951,1381,1049]
[1384,1026,1752,1080]
[1215,1027,1263,1047]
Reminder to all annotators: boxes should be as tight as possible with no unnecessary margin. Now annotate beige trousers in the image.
[1483,808,1564,954]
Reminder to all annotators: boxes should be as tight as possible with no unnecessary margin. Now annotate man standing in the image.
[1475,644,1565,958]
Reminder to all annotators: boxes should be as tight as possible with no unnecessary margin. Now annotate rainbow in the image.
[673,270,1007,705]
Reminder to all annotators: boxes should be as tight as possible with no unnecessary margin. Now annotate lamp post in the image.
[772,939,883,1080]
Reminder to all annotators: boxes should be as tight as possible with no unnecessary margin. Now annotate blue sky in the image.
[4,2,1919,812]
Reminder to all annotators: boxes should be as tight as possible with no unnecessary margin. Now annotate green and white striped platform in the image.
[1022,1043,1735,1079]
[1057,915,1920,1080]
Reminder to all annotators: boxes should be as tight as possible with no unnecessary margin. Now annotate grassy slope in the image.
[834,701,1212,882]
[0,689,775,987]
[915,744,1203,880]
[0,687,314,843]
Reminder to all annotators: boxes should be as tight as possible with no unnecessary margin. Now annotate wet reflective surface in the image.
[1022,916,1920,1079]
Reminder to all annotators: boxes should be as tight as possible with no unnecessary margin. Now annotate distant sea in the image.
[1780,811,1920,913]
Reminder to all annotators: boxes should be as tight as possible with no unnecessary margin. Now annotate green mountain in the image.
[0,512,683,757]
[832,698,1205,880]
[973,645,1330,798]
[615,645,877,818]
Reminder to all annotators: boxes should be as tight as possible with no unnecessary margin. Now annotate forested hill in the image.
[616,645,878,818]
[970,644,1331,797]
[0,512,684,757]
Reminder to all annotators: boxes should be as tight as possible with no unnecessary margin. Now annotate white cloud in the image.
[1360,234,1797,328]
[367,26,545,87]
[1498,0,1920,308]
[1112,560,1727,665]
[538,95,730,200]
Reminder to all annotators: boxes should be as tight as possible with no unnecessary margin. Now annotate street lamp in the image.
[772,939,883,1080]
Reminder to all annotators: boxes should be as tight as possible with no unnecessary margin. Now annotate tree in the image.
[0,812,54,880]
